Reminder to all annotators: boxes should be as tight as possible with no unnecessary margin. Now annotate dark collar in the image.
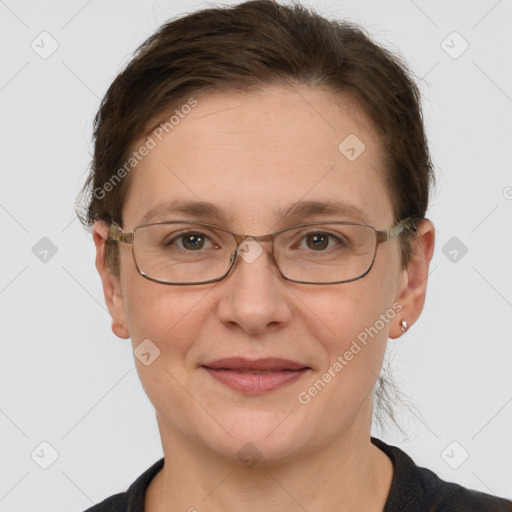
[123,437,421,511]
[120,437,508,511]
[371,436,430,511]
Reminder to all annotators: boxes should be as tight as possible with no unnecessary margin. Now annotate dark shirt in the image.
[83,437,512,511]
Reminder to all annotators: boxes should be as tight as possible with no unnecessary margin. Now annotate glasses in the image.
[107,217,418,285]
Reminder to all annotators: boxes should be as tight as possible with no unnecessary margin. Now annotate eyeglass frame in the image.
[106,216,420,286]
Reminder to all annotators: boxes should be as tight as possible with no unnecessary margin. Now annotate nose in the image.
[216,238,293,334]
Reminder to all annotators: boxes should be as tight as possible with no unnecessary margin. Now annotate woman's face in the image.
[95,85,420,464]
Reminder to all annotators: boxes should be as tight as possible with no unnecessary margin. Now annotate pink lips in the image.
[201,357,310,394]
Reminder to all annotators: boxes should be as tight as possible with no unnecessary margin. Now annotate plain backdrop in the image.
[1,0,511,510]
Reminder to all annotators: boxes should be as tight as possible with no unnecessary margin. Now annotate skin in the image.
[93,85,435,512]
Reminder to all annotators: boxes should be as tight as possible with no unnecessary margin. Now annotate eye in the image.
[166,231,217,251]
[297,231,346,251]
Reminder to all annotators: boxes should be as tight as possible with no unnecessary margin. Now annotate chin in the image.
[200,412,315,466]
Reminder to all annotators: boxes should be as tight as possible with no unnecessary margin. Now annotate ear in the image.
[92,221,130,339]
[389,219,435,339]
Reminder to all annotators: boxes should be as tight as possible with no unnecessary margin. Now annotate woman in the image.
[77,0,511,510]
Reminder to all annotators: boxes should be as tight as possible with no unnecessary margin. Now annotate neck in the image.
[145,423,393,512]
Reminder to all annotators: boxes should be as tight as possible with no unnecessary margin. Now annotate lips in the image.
[201,357,311,394]
[202,357,308,372]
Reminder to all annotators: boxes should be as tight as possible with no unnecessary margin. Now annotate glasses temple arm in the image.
[107,224,134,244]
[380,217,420,241]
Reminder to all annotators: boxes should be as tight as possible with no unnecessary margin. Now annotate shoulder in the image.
[79,457,165,512]
[417,466,512,511]
[82,493,128,512]
[371,437,512,512]
[434,485,512,511]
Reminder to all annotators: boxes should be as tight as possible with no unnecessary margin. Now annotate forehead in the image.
[122,85,393,231]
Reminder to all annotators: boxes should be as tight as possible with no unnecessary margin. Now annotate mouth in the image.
[201,357,311,394]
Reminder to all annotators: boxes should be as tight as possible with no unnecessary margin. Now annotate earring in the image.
[400,320,408,333]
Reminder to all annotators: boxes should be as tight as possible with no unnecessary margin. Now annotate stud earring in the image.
[400,320,408,333]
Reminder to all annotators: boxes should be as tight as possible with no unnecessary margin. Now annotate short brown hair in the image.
[76,0,434,277]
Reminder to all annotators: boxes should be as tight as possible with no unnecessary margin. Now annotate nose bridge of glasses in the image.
[231,232,279,269]
[232,232,274,246]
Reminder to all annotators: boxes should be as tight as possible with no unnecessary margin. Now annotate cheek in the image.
[123,279,218,385]
[124,284,207,407]
[320,286,390,369]
[122,257,208,344]
[305,258,400,395]
[315,266,397,348]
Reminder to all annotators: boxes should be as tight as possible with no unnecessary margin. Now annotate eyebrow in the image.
[139,198,370,226]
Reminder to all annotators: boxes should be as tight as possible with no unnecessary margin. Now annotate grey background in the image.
[1,0,511,510]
